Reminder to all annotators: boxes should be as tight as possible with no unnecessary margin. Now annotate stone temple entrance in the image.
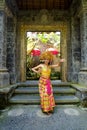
[0,0,87,110]
[0,0,87,87]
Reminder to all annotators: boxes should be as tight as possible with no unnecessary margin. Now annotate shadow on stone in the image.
[0,93,7,110]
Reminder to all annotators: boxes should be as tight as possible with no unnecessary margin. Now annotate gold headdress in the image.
[40,51,53,62]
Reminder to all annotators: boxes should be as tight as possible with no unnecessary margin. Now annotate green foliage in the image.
[50,71,61,80]
[26,31,61,80]
[26,68,40,80]
[37,32,60,45]
[37,33,48,43]
[26,55,33,68]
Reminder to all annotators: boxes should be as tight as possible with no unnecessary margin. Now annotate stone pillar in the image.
[6,17,16,84]
[0,10,9,87]
[68,17,81,83]
[78,7,87,85]
[20,24,26,82]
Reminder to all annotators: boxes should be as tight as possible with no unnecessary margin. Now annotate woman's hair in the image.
[40,51,53,62]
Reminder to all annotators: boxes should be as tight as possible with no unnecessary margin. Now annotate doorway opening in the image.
[26,31,61,80]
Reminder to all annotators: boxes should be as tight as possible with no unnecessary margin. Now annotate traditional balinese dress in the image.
[39,65,55,112]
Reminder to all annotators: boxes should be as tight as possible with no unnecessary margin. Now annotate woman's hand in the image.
[32,68,39,74]
[60,59,65,62]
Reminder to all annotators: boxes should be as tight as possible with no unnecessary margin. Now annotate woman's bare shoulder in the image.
[37,64,43,68]
[39,64,44,67]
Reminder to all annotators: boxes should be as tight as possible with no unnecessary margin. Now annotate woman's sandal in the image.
[43,111,51,115]
[49,110,54,114]
[46,112,51,115]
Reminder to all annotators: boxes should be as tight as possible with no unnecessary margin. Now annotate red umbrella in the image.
[46,48,59,55]
[31,48,41,56]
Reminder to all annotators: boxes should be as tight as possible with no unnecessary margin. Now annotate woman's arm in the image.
[32,64,42,74]
[50,59,65,68]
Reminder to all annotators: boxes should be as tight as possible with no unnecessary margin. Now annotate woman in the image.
[32,51,64,115]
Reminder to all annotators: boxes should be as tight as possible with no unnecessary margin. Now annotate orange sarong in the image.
[39,76,55,112]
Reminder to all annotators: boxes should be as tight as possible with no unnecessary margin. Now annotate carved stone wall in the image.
[78,4,87,85]
[0,1,18,86]
[67,17,81,83]
[0,1,9,87]
[6,17,17,84]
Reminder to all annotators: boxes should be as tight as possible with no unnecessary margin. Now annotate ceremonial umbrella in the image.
[31,48,41,56]
[46,48,59,55]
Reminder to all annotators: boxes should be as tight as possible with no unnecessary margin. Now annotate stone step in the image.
[9,95,80,104]
[8,81,81,105]
[14,87,76,95]
[17,80,71,87]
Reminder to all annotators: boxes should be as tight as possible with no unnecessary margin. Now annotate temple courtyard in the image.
[0,105,87,130]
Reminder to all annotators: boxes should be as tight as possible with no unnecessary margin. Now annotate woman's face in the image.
[44,59,49,64]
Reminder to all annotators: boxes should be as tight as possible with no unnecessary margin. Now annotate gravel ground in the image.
[0,105,87,130]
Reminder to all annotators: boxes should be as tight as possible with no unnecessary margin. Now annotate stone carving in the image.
[35,9,53,24]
